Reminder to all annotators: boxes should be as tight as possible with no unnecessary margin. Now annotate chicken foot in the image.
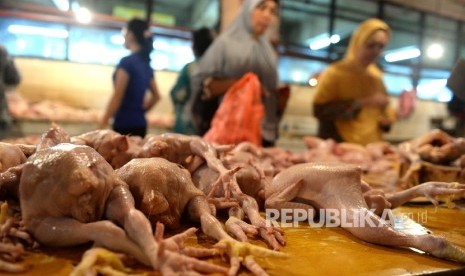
[187,196,285,276]
[118,157,284,275]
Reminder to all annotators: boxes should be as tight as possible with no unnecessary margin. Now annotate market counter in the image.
[13,202,465,276]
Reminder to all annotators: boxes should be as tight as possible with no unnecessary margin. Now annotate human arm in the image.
[98,68,128,129]
[313,92,391,121]
[190,39,239,100]
[202,77,238,99]
[169,64,190,104]
[313,100,362,121]
[0,46,21,86]
[143,76,160,111]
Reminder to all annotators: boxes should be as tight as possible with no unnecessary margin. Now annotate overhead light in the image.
[7,25,69,38]
[16,39,26,50]
[417,79,449,101]
[308,33,340,51]
[52,0,70,11]
[384,46,421,62]
[75,7,92,24]
[426,43,444,59]
[111,34,124,45]
[330,34,340,44]
[308,78,318,87]
[291,71,304,83]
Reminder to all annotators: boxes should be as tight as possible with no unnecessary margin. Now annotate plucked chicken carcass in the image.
[19,143,225,274]
[70,129,134,169]
[265,163,465,264]
[3,125,226,275]
[0,142,33,199]
[398,129,465,187]
[139,133,242,198]
[0,142,28,173]
[193,164,286,251]
[398,129,461,165]
[116,157,284,276]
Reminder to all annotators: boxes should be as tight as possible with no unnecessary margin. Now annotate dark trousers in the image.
[262,138,275,148]
[113,126,147,138]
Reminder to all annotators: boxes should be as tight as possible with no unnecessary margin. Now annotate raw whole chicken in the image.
[265,163,465,264]
[193,163,286,251]
[71,129,132,169]
[0,142,28,173]
[116,157,284,276]
[15,126,227,275]
[397,129,465,187]
[139,133,242,198]
[116,157,205,230]
[400,129,465,165]
[0,143,31,199]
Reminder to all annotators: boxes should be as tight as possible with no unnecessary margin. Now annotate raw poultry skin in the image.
[265,163,465,263]
[20,143,113,227]
[116,157,285,276]
[139,133,242,197]
[116,157,205,230]
[0,142,29,199]
[70,129,132,169]
[18,143,227,274]
[18,143,153,261]
[0,142,28,173]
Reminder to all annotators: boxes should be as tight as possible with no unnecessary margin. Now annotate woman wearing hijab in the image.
[170,27,215,135]
[313,18,396,145]
[189,0,280,147]
[99,18,160,138]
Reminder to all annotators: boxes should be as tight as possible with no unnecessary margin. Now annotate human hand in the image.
[361,94,389,108]
[97,119,108,130]
[378,116,392,132]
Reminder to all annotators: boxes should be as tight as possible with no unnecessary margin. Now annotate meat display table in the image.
[10,119,171,138]
[14,202,465,275]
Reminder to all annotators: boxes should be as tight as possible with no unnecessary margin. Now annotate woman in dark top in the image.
[0,45,21,139]
[99,18,160,137]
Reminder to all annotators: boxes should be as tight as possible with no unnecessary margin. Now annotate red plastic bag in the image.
[203,73,264,146]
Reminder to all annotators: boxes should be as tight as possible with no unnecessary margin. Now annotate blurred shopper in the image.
[447,94,465,136]
[170,27,215,134]
[313,18,396,145]
[99,18,160,138]
[446,59,465,137]
[189,0,281,147]
[0,45,21,139]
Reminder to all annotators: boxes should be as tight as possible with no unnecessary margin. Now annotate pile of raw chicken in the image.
[0,125,465,275]
[6,92,173,128]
